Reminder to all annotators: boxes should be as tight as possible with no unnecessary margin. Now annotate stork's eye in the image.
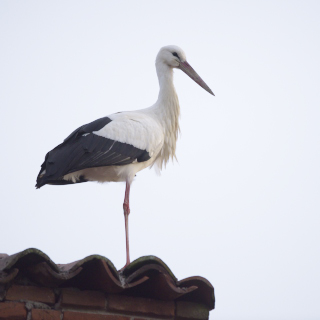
[172,52,180,60]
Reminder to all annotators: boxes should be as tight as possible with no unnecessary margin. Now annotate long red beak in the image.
[179,61,214,96]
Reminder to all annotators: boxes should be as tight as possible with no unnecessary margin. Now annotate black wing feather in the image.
[36,117,150,188]
[63,117,112,143]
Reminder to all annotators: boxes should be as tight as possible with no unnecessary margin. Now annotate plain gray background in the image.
[1,1,319,319]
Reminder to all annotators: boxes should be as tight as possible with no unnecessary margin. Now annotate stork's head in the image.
[156,45,214,96]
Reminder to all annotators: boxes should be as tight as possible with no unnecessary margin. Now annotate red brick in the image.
[108,294,174,317]
[0,301,27,319]
[31,309,61,320]
[6,285,55,304]
[63,311,129,320]
[61,288,106,309]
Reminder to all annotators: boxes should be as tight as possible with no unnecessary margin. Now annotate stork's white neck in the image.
[152,61,180,169]
[156,64,176,103]
[154,61,180,116]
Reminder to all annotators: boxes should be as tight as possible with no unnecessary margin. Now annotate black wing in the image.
[36,117,150,188]
[63,117,112,143]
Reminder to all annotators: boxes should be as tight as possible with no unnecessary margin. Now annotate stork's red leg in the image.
[123,181,131,267]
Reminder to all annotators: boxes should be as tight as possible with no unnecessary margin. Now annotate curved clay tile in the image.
[0,248,215,310]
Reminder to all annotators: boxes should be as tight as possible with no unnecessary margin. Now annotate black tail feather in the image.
[36,175,88,189]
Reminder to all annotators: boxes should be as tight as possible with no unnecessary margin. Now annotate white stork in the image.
[36,45,214,267]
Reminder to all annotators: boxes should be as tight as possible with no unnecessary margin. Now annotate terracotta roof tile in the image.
[0,248,215,310]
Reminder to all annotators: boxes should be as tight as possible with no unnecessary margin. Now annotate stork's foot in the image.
[119,260,130,272]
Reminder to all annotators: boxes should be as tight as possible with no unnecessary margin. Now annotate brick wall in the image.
[0,284,210,320]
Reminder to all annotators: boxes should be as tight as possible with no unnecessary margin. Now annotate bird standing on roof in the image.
[36,45,214,267]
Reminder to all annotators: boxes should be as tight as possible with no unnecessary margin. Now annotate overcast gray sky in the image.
[1,1,320,319]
